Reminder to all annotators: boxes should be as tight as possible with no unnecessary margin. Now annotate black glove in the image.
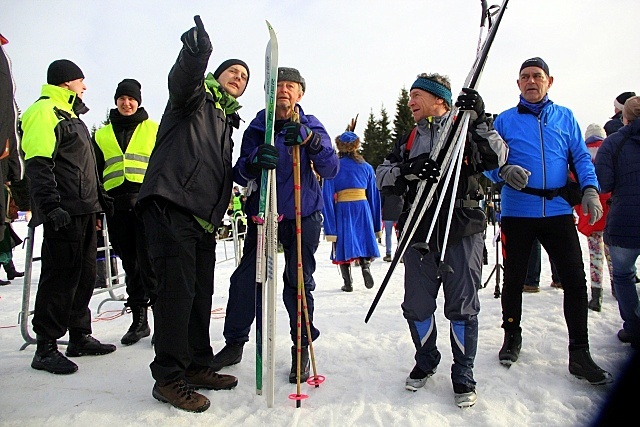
[399,154,440,183]
[46,207,71,231]
[102,193,115,217]
[283,122,322,155]
[180,15,212,56]
[455,88,485,123]
[248,144,279,175]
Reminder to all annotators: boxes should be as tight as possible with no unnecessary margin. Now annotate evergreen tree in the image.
[361,109,380,165]
[374,106,392,169]
[91,110,111,139]
[393,87,414,143]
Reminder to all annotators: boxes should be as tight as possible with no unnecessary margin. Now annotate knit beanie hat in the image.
[520,57,549,76]
[614,91,636,111]
[114,78,142,105]
[278,67,305,92]
[411,76,452,107]
[584,123,606,141]
[47,59,84,85]
[213,59,250,83]
[622,96,640,122]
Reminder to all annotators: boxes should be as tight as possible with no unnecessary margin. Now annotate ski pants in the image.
[224,211,322,346]
[402,233,482,387]
[500,215,589,350]
[32,214,97,340]
[141,199,217,383]
[107,208,157,307]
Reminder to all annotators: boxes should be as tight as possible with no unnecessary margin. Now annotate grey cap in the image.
[278,67,305,92]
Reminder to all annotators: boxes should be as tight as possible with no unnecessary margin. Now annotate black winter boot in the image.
[210,342,245,371]
[66,333,116,357]
[499,329,522,366]
[31,335,78,374]
[121,304,151,345]
[289,345,310,384]
[588,287,603,312]
[339,264,353,292]
[360,258,374,289]
[569,348,613,385]
[3,260,23,280]
[109,256,120,285]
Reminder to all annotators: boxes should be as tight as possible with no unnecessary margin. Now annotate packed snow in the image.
[0,218,636,426]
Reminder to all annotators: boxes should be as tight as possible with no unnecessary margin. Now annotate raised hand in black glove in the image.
[180,15,212,56]
[46,207,71,231]
[399,153,440,183]
[282,122,322,154]
[248,144,279,175]
[455,88,485,123]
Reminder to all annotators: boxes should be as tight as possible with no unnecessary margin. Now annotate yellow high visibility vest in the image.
[95,120,158,190]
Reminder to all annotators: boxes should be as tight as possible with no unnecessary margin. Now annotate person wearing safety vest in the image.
[22,59,116,376]
[94,78,158,346]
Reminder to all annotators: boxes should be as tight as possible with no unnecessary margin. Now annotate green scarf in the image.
[204,72,241,116]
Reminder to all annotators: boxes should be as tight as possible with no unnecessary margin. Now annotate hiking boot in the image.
[3,260,23,280]
[289,345,310,384]
[66,334,116,357]
[453,382,477,408]
[523,285,540,293]
[185,367,238,390]
[550,281,563,289]
[340,263,353,292]
[569,348,613,385]
[211,342,244,371]
[31,337,78,375]
[499,329,522,366]
[383,254,392,262]
[588,287,602,312]
[121,304,151,345]
[360,258,374,289]
[405,365,436,391]
[152,379,210,413]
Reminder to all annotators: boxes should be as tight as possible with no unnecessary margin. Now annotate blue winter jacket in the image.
[595,118,640,248]
[485,102,599,218]
[234,105,339,220]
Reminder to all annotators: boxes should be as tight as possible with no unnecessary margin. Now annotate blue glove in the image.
[46,207,71,231]
[248,144,279,175]
[180,15,212,55]
[399,154,440,183]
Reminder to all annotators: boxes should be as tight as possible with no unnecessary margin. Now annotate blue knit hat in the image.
[410,76,452,107]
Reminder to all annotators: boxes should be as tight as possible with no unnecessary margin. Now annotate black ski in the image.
[365,0,510,323]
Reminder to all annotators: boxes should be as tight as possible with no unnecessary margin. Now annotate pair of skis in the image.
[255,20,278,408]
[365,0,510,323]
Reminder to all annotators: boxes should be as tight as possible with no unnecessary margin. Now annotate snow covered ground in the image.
[0,219,637,426]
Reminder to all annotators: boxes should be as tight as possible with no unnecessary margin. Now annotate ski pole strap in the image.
[453,199,480,208]
[336,188,366,202]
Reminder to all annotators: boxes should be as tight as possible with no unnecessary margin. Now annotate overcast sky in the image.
[3,0,639,157]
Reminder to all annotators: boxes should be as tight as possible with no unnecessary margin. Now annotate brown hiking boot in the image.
[152,379,210,413]
[185,367,238,390]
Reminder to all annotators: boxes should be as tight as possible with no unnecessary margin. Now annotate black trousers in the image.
[106,208,157,306]
[32,214,97,340]
[500,215,589,349]
[141,199,217,383]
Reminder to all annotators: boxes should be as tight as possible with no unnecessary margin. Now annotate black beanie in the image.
[114,78,142,105]
[520,57,549,76]
[47,59,84,85]
[614,91,636,111]
[213,59,250,84]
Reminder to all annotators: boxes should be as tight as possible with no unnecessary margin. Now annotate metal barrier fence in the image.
[216,214,247,266]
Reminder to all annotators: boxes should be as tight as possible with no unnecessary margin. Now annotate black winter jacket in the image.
[138,47,237,227]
